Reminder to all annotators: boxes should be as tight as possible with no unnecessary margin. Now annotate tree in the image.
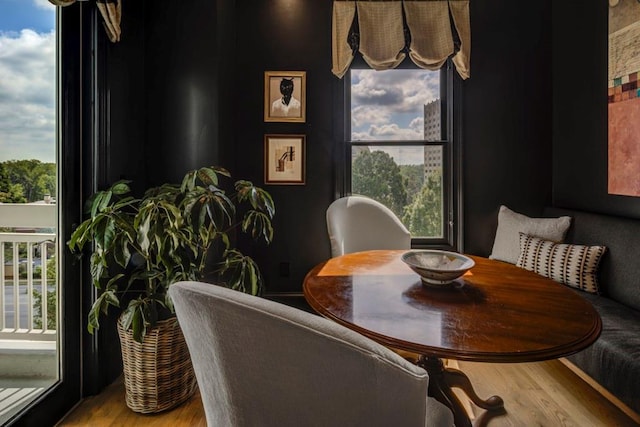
[352,150,407,218]
[399,164,424,205]
[1,159,56,202]
[33,289,57,330]
[0,183,27,203]
[36,170,56,199]
[0,163,27,203]
[402,170,443,238]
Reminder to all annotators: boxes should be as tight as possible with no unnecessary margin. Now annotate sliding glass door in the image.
[0,2,84,424]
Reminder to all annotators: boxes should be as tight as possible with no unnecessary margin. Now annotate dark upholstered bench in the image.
[544,207,640,418]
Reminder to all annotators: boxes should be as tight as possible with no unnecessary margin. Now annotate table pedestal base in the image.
[417,356,504,427]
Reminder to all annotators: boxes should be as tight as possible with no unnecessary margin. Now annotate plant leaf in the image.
[197,167,219,187]
[180,169,197,193]
[90,192,104,219]
[87,289,119,334]
[137,212,151,255]
[121,299,139,333]
[113,240,131,268]
[110,180,131,195]
[98,190,113,212]
[132,307,145,343]
[87,299,102,334]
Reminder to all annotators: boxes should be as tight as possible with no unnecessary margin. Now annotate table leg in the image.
[417,356,504,427]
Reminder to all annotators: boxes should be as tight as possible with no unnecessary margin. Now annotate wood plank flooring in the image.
[57,359,639,426]
[454,360,639,427]
[57,376,205,427]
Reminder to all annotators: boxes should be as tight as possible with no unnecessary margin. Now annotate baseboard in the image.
[559,358,640,425]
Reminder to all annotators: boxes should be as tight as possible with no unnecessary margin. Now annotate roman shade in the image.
[332,0,471,79]
[48,0,122,43]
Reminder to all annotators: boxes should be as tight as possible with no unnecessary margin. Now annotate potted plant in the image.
[67,166,274,413]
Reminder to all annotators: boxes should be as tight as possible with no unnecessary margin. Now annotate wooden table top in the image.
[303,250,602,363]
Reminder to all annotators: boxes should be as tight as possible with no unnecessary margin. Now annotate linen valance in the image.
[49,0,122,43]
[332,0,471,80]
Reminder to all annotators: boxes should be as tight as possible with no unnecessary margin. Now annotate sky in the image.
[350,68,440,165]
[0,0,56,163]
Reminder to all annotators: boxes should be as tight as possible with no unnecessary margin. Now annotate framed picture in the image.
[264,71,306,123]
[264,134,306,185]
[608,5,640,196]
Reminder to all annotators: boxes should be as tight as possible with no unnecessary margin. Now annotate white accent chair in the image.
[326,195,411,257]
[169,281,454,427]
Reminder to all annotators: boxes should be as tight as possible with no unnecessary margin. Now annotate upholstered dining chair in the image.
[169,281,454,427]
[325,195,419,363]
[326,195,411,258]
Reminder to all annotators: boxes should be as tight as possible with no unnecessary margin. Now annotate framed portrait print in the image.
[264,71,306,123]
[264,134,306,185]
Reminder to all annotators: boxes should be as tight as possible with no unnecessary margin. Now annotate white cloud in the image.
[350,69,440,144]
[353,123,423,141]
[351,69,439,112]
[351,105,390,128]
[0,29,56,162]
[33,0,55,11]
[409,116,424,131]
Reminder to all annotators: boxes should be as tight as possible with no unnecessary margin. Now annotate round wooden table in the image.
[303,250,602,427]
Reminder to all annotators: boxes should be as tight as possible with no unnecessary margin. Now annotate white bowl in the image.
[401,250,475,286]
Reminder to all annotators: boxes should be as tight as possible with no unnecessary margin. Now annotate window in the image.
[346,66,457,248]
[0,2,59,422]
[0,2,86,423]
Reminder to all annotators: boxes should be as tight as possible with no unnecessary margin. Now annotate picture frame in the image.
[264,134,306,185]
[608,6,640,196]
[264,71,306,123]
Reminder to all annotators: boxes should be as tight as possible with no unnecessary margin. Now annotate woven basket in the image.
[117,316,197,413]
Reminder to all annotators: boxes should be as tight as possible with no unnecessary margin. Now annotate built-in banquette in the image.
[543,207,640,417]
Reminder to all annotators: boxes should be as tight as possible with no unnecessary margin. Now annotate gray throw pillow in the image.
[489,205,572,264]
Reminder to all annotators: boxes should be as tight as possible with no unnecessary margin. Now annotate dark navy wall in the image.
[462,0,553,256]
[232,1,335,293]
[143,0,234,186]
[99,0,146,192]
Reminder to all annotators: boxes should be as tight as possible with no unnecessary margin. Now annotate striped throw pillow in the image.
[516,233,607,294]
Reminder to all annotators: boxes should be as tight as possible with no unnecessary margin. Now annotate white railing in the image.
[0,203,57,341]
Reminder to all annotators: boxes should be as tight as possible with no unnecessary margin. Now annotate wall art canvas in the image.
[264,134,306,185]
[264,71,306,123]
[608,1,640,196]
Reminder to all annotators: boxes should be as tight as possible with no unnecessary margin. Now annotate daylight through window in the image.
[349,68,449,241]
[0,1,59,422]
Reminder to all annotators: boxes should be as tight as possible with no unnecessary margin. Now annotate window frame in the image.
[9,3,87,424]
[338,60,461,251]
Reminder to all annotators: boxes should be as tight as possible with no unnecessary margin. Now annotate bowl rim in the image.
[401,249,475,272]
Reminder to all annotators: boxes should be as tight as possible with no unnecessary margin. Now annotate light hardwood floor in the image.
[58,359,639,426]
[454,360,639,427]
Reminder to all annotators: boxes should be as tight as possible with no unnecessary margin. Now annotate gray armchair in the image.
[169,281,454,427]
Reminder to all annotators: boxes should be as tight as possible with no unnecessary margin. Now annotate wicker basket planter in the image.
[117,316,197,413]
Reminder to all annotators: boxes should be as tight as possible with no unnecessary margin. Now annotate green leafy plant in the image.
[68,166,275,342]
[33,288,56,330]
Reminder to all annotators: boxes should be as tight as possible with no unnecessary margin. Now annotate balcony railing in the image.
[0,203,57,342]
